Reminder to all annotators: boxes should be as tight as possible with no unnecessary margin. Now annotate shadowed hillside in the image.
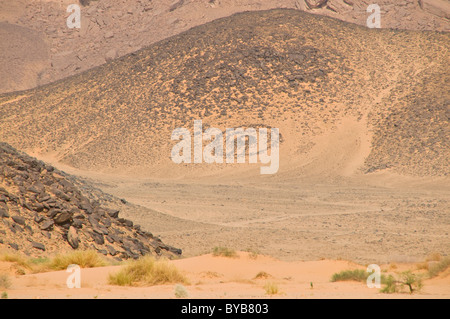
[0,9,448,178]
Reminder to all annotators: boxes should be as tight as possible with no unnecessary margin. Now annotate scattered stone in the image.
[31,242,46,251]
[53,212,72,225]
[12,215,26,225]
[106,209,119,218]
[67,226,79,249]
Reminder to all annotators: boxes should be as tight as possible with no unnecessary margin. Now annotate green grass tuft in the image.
[331,269,368,283]
[49,250,107,270]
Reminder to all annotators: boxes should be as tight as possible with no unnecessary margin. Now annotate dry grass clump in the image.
[108,256,188,286]
[212,247,238,258]
[49,250,107,270]
[415,253,449,278]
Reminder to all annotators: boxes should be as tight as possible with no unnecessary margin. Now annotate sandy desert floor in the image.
[1,252,449,299]
[43,160,449,265]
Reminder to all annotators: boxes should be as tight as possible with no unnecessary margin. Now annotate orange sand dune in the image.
[2,252,449,299]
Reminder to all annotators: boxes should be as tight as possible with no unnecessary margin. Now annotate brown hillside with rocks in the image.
[0,142,182,259]
[0,0,449,94]
[0,9,448,178]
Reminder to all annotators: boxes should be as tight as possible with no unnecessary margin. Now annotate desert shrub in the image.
[381,271,423,294]
[212,247,238,258]
[174,284,189,298]
[108,256,188,286]
[264,282,279,295]
[0,274,11,289]
[246,249,259,260]
[426,252,442,262]
[380,275,397,294]
[254,271,271,279]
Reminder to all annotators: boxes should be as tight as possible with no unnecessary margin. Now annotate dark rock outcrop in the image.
[0,142,181,260]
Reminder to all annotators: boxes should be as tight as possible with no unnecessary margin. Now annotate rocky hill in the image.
[0,142,182,259]
[0,0,449,93]
[0,9,448,177]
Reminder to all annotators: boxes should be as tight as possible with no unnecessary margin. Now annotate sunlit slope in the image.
[0,9,448,177]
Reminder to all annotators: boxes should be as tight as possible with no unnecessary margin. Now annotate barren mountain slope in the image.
[0,9,448,178]
[0,0,449,94]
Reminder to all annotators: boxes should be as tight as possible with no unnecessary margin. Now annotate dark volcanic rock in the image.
[0,142,182,259]
[12,215,26,225]
[40,219,54,231]
[67,226,79,249]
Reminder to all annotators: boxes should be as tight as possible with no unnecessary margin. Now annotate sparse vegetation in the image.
[381,271,423,294]
[201,271,222,278]
[380,275,397,294]
[264,282,279,295]
[0,274,11,289]
[331,267,424,294]
[108,256,188,286]
[331,269,369,283]
[49,250,107,270]
[426,252,442,262]
[246,249,259,260]
[427,256,450,278]
[0,250,107,274]
[0,253,32,270]
[212,247,238,258]
[174,284,189,298]
[254,271,271,280]
[1,292,7,299]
